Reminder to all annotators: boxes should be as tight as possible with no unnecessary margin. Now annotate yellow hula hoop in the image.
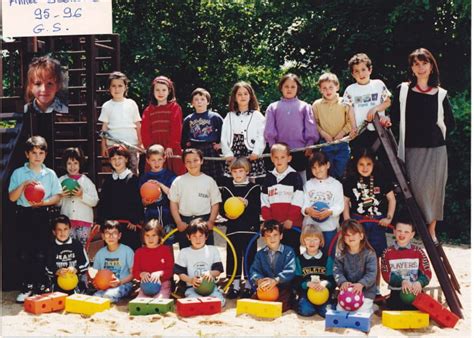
[162,227,238,293]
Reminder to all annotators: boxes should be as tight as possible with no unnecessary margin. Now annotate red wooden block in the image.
[176,298,202,317]
[432,307,460,328]
[176,297,221,317]
[197,296,221,315]
[24,294,53,314]
[413,292,443,316]
[45,292,68,311]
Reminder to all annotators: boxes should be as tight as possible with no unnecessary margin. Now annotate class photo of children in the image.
[0,2,469,337]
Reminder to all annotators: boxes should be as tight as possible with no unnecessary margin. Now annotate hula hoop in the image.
[162,227,238,293]
[243,226,302,289]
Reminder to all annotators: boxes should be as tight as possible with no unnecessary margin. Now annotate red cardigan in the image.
[132,245,174,282]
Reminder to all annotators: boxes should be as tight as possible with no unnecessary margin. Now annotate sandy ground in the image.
[1,227,471,337]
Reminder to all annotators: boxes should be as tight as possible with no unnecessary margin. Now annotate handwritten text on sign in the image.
[2,0,112,37]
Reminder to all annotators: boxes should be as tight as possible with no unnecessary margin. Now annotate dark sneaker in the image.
[171,280,186,299]
[34,283,51,295]
[16,284,34,303]
[240,288,253,299]
[226,287,240,299]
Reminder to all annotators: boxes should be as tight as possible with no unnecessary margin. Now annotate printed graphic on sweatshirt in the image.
[388,258,420,282]
[189,118,214,141]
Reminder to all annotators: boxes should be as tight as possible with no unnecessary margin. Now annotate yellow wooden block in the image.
[236,299,282,319]
[65,294,111,316]
[382,310,429,329]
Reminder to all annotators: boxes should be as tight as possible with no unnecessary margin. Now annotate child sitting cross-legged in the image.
[249,220,297,312]
[295,224,335,317]
[381,214,432,310]
[91,220,134,303]
[174,218,226,306]
[45,215,89,294]
[133,219,174,299]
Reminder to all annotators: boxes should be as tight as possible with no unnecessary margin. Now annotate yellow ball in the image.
[224,197,245,220]
[57,272,79,291]
[307,287,329,305]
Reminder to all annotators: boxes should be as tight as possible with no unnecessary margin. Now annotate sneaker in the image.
[240,288,253,299]
[34,283,51,295]
[171,280,186,299]
[16,284,34,303]
[226,287,240,299]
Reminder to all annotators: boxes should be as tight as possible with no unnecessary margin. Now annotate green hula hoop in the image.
[162,227,238,293]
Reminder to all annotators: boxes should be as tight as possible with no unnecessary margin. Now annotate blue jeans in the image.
[297,295,330,317]
[185,287,226,307]
[321,142,350,180]
[94,282,133,303]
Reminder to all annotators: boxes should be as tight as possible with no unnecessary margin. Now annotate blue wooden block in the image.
[325,309,372,332]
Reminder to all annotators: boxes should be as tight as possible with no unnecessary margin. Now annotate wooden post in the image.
[85,35,97,183]
[372,114,463,318]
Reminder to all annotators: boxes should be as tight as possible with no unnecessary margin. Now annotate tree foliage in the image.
[113,0,470,242]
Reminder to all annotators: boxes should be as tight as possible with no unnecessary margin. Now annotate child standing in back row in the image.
[312,73,355,180]
[182,88,224,181]
[342,53,391,155]
[99,71,143,175]
[141,76,186,175]
[221,81,266,183]
[264,73,319,181]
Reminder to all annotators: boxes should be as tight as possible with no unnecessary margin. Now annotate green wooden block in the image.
[148,298,174,314]
[129,297,152,315]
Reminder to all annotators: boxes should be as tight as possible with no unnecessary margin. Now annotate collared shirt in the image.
[264,244,284,271]
[393,242,412,250]
[112,168,133,180]
[312,94,352,138]
[8,162,62,207]
[302,250,323,260]
[25,97,69,114]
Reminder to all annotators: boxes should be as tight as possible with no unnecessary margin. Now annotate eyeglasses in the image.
[104,231,119,237]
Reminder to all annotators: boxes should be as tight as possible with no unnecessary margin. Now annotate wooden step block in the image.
[128,297,152,316]
[176,297,221,317]
[128,298,174,316]
[325,309,372,332]
[382,310,429,329]
[47,292,68,311]
[412,292,459,327]
[148,298,174,314]
[65,294,110,316]
[236,299,282,319]
[24,294,52,314]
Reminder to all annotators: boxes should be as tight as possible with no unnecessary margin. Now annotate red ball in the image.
[140,180,162,202]
[93,269,115,290]
[257,286,279,301]
[24,182,45,203]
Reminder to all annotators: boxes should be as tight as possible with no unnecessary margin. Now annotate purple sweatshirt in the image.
[264,97,319,148]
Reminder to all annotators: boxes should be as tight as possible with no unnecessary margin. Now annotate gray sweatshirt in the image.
[333,248,377,299]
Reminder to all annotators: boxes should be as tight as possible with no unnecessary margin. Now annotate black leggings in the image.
[226,231,257,279]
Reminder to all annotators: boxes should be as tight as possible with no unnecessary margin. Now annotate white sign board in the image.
[2,0,112,37]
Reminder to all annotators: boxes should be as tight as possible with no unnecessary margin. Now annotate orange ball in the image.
[140,180,161,202]
[94,269,115,290]
[257,286,279,301]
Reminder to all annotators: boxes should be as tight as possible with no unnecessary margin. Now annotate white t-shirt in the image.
[175,245,222,286]
[98,98,141,145]
[342,79,391,131]
[169,173,222,216]
[302,176,344,232]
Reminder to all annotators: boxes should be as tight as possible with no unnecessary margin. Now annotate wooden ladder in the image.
[372,114,463,318]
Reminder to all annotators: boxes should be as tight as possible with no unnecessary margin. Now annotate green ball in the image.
[400,290,416,304]
[195,278,215,296]
[62,178,80,194]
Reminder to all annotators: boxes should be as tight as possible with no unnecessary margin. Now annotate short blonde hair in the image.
[300,223,325,247]
[270,142,291,156]
[146,144,165,158]
[317,72,339,87]
[229,157,251,173]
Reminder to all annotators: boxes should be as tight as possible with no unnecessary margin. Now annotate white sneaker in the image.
[16,285,34,303]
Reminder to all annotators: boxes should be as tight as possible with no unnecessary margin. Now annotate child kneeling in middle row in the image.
[174,218,226,306]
